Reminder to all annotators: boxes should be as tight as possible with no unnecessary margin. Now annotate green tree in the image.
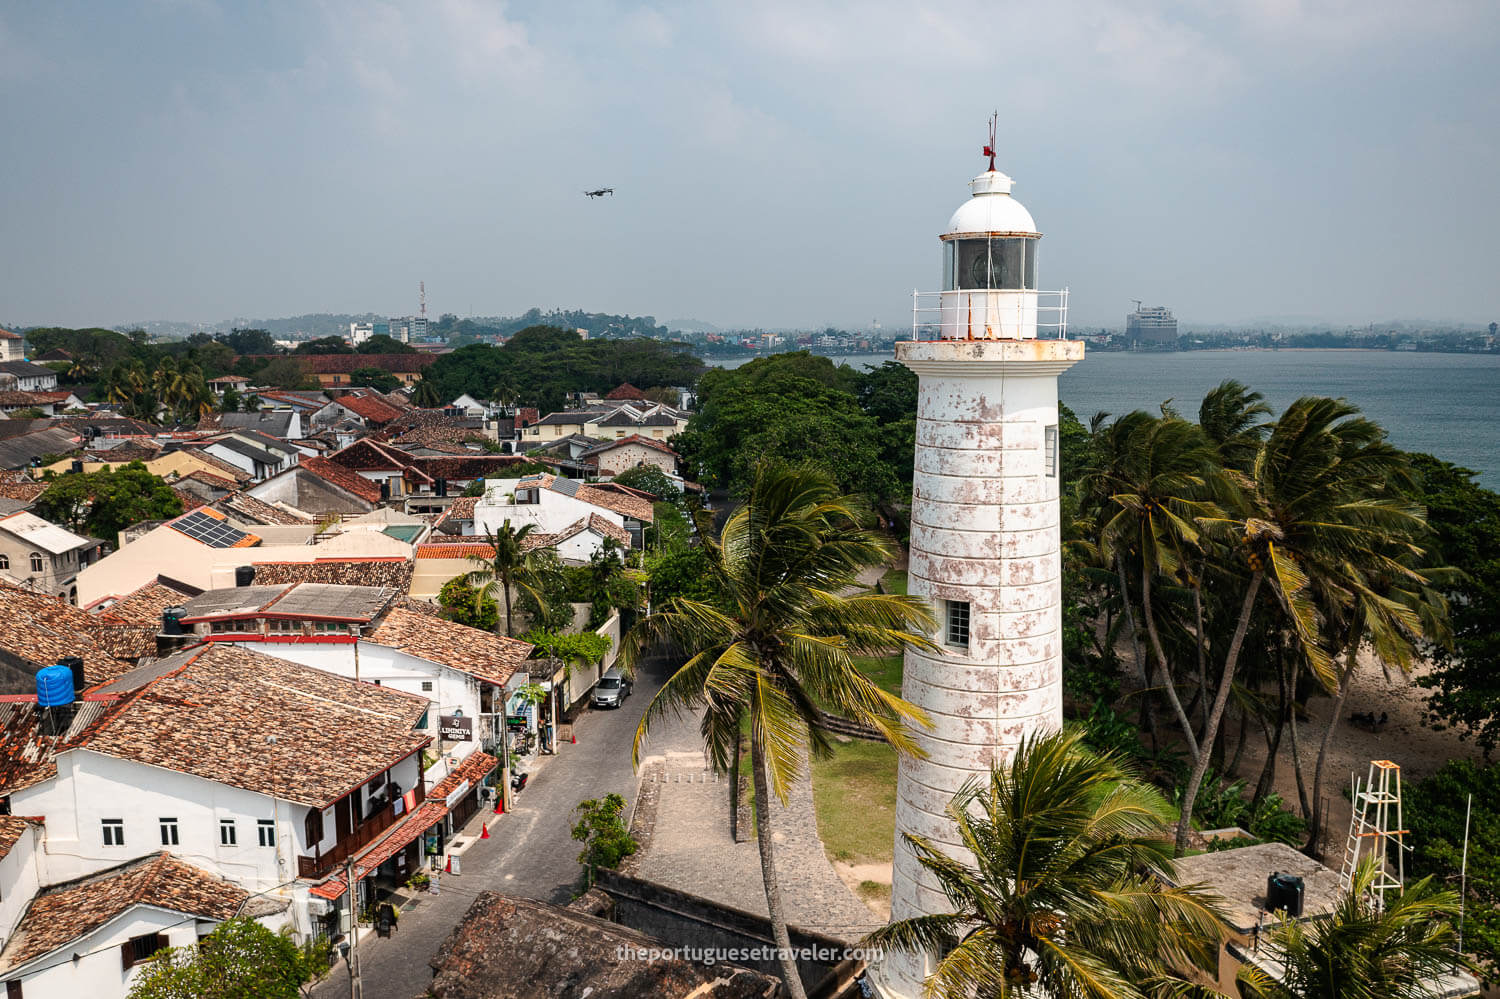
[355,333,415,354]
[677,352,896,503]
[466,519,562,637]
[868,730,1227,998]
[34,463,184,545]
[1238,858,1469,999]
[294,336,354,355]
[611,464,681,503]
[571,793,638,887]
[125,917,322,999]
[1405,758,1500,983]
[217,328,278,355]
[437,577,499,632]
[411,378,443,408]
[218,386,242,413]
[628,461,936,998]
[1412,454,1500,754]
[253,357,317,390]
[349,367,400,393]
[7,407,46,419]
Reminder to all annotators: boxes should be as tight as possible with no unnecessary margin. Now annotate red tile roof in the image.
[300,456,384,505]
[368,607,532,687]
[339,392,404,424]
[0,815,41,862]
[251,558,413,590]
[0,582,136,686]
[604,382,646,400]
[298,354,436,375]
[99,579,199,628]
[83,643,430,807]
[0,853,248,973]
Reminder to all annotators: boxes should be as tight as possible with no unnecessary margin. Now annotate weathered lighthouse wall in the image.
[890,338,1081,920]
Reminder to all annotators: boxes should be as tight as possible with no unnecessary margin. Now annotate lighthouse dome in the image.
[945,171,1038,237]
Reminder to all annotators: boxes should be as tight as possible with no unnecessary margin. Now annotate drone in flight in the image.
[584,187,614,198]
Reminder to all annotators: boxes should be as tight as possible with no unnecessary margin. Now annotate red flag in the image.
[983,145,994,157]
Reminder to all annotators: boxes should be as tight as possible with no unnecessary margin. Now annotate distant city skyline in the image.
[1,2,1496,330]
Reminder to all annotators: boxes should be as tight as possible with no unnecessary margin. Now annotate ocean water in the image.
[715,349,1500,487]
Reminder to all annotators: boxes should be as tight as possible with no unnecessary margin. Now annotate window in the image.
[267,619,300,634]
[28,553,42,573]
[219,819,236,846]
[6,978,22,998]
[945,600,970,650]
[121,932,166,970]
[305,807,324,846]
[102,818,124,847]
[952,237,1038,291]
[0,554,8,570]
[257,819,276,847]
[421,681,433,692]
[159,817,179,846]
[210,620,241,633]
[1044,424,1059,477]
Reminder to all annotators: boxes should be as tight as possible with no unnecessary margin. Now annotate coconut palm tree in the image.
[628,461,936,999]
[1083,410,1222,760]
[465,518,560,637]
[868,729,1227,999]
[1238,857,1469,999]
[1181,396,1436,855]
[411,378,442,408]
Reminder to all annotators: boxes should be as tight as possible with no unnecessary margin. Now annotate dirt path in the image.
[1229,651,1482,857]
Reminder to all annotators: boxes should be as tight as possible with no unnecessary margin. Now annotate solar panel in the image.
[172,510,252,549]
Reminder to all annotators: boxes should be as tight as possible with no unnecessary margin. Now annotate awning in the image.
[310,752,497,901]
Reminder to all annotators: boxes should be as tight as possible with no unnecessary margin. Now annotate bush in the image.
[438,577,498,632]
[572,793,637,886]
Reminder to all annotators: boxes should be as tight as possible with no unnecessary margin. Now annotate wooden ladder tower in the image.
[1339,759,1407,910]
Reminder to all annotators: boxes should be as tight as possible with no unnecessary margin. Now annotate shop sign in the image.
[444,779,472,809]
[439,714,472,741]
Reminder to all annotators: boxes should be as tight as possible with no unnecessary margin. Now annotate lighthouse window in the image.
[944,600,970,650]
[954,239,1036,291]
[1045,425,1059,477]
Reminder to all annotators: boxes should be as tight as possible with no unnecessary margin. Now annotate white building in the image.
[473,473,651,554]
[0,642,433,965]
[877,160,1083,998]
[349,322,375,345]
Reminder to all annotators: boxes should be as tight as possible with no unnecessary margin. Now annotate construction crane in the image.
[420,281,426,318]
[1131,299,1142,313]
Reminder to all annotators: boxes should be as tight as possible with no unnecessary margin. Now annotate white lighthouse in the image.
[878,154,1083,995]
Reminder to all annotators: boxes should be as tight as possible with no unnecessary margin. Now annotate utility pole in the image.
[344,857,362,999]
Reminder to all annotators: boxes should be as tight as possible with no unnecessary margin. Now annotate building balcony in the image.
[297,783,426,880]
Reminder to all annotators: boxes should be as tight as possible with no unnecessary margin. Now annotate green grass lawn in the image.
[811,737,899,865]
[808,653,903,866]
[880,569,908,595]
[736,654,904,855]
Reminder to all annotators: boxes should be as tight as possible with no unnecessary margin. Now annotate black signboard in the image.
[439,714,472,741]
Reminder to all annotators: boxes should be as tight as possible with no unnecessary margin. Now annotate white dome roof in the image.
[944,171,1038,237]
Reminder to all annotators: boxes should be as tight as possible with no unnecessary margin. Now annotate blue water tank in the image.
[36,664,76,708]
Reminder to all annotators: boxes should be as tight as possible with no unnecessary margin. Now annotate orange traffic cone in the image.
[480,822,490,840]
[571,732,577,744]
[444,855,452,874]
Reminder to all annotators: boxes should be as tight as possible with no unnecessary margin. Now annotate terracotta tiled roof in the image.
[171,485,209,513]
[311,751,498,901]
[181,448,254,483]
[0,815,41,861]
[83,643,429,807]
[410,455,523,481]
[583,433,680,458]
[0,853,248,973]
[0,699,129,795]
[604,382,647,401]
[178,469,240,491]
[0,582,135,687]
[250,558,413,590]
[368,607,532,687]
[586,513,630,547]
[300,456,384,504]
[575,483,654,523]
[415,542,496,560]
[99,579,199,628]
[427,892,782,998]
[339,392,403,424]
[434,497,477,529]
[327,439,411,473]
[0,329,19,340]
[217,492,316,526]
[297,354,435,375]
[0,478,45,503]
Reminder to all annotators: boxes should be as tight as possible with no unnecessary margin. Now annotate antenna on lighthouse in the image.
[420,281,426,318]
[983,110,998,172]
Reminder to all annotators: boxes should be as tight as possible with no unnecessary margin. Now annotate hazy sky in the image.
[2,1,1496,331]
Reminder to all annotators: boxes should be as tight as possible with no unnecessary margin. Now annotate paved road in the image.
[314,656,676,999]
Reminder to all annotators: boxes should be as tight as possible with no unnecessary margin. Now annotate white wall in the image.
[0,823,45,947]
[474,481,626,538]
[10,905,209,998]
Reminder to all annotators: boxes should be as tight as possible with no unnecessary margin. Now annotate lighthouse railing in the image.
[910,288,1069,341]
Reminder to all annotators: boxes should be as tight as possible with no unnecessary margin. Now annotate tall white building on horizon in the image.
[876,159,1084,997]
